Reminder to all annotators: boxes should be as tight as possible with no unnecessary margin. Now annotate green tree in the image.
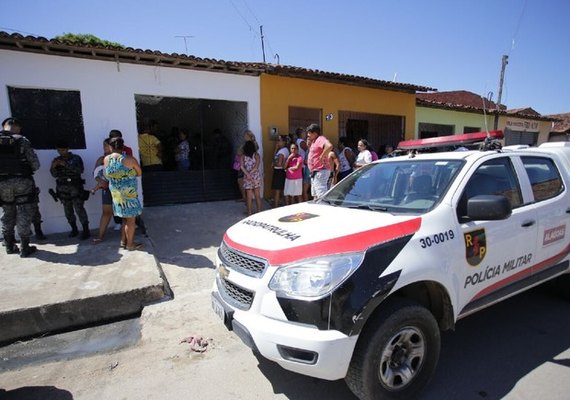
[54,33,124,48]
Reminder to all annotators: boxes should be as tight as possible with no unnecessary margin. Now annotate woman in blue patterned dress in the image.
[104,137,143,250]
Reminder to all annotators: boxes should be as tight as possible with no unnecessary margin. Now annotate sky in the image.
[1,0,568,115]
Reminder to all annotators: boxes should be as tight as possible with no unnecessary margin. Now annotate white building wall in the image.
[0,49,261,234]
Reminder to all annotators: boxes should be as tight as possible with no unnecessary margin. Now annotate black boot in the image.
[80,223,91,240]
[4,234,19,255]
[69,222,79,238]
[34,223,47,240]
[20,237,37,258]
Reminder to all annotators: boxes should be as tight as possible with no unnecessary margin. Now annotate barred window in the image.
[7,86,86,150]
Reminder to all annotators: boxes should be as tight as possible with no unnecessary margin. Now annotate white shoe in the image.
[114,223,122,231]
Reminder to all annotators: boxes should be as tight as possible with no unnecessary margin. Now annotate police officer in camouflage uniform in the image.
[0,118,40,257]
[50,140,90,240]
[2,118,47,240]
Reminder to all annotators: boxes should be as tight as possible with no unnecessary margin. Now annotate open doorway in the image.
[340,111,404,154]
[134,95,248,205]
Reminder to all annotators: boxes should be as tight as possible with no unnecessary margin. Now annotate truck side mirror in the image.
[467,195,511,221]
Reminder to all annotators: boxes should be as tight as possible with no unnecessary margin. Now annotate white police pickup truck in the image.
[212,140,570,400]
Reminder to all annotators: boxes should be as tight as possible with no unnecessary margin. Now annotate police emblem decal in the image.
[464,229,486,266]
[278,212,318,223]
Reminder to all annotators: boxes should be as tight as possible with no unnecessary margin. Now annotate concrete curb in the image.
[0,231,169,346]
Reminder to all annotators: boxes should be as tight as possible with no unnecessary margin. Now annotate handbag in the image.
[232,154,241,171]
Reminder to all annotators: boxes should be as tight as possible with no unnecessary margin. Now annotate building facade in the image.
[0,33,261,233]
[416,91,556,146]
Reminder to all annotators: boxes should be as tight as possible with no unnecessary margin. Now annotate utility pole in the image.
[175,35,194,55]
[494,55,509,130]
[260,25,266,63]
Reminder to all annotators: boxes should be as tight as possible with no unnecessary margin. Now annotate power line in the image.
[229,0,254,32]
[509,0,528,55]
[241,0,261,25]
[228,0,278,63]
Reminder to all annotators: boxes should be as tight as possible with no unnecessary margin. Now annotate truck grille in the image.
[218,241,268,278]
[217,277,254,310]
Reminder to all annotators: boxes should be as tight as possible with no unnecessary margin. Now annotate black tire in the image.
[345,297,441,400]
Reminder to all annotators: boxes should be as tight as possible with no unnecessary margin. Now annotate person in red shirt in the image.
[109,130,133,156]
[306,124,333,200]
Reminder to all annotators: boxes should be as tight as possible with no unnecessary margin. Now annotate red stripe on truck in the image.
[224,217,422,265]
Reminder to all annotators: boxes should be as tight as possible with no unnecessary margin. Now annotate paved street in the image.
[0,200,569,400]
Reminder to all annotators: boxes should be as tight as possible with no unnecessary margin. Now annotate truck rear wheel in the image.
[345,298,440,400]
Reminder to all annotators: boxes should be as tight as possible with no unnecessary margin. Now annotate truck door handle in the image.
[521,220,535,227]
[566,208,570,214]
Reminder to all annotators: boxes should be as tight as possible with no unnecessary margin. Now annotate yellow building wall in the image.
[260,74,417,197]
[498,116,553,144]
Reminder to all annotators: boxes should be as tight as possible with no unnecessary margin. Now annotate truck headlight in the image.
[268,252,365,298]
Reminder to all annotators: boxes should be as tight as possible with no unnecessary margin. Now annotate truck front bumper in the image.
[211,290,358,381]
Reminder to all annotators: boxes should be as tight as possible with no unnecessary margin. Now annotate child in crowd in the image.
[284,143,304,205]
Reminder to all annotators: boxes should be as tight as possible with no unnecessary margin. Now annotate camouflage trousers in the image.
[56,184,88,226]
[0,177,35,239]
[30,183,43,226]
[31,201,42,226]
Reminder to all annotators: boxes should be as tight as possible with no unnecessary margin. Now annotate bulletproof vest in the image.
[0,132,32,176]
[53,155,82,180]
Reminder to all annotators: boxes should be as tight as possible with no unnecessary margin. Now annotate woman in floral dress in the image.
[104,137,143,250]
[241,140,262,216]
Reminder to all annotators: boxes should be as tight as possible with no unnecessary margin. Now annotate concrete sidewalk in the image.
[0,227,168,345]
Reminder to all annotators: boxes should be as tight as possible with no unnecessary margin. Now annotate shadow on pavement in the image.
[0,386,73,400]
[253,352,357,400]
[143,201,246,270]
[253,283,570,400]
[28,230,145,267]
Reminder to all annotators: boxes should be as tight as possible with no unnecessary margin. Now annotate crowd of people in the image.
[0,116,148,258]
[234,123,395,215]
[137,120,233,172]
[0,115,396,256]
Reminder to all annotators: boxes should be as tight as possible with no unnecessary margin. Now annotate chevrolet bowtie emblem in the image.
[218,264,230,279]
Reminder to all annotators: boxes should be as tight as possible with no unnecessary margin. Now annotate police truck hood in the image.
[223,202,422,265]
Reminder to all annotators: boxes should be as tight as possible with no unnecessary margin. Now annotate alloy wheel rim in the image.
[378,326,426,390]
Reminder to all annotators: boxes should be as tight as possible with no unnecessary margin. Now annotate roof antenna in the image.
[493,55,509,130]
[480,91,502,151]
[482,91,493,136]
[175,35,194,55]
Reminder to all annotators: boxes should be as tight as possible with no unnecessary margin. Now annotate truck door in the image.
[521,156,569,281]
[454,156,538,317]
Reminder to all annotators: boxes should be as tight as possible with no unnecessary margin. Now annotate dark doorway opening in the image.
[134,95,248,206]
[340,111,404,154]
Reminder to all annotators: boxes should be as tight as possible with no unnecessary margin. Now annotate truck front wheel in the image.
[345,298,441,400]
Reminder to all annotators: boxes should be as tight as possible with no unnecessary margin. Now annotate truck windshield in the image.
[320,159,464,213]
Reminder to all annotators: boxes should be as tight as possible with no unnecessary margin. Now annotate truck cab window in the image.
[457,157,522,220]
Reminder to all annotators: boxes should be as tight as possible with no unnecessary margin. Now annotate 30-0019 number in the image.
[420,230,455,248]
